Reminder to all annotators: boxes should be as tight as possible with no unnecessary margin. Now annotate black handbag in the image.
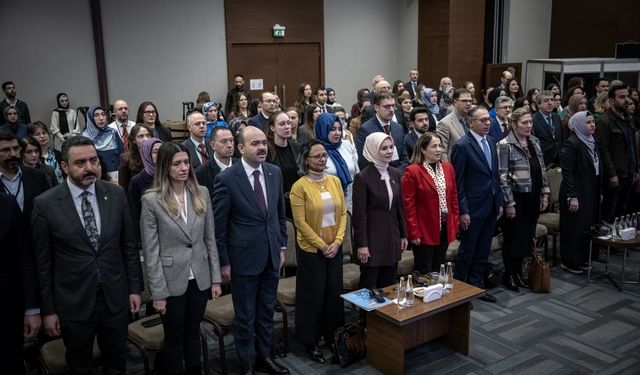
[332,320,366,367]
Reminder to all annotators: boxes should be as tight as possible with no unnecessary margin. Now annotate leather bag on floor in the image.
[529,252,550,293]
[333,320,366,367]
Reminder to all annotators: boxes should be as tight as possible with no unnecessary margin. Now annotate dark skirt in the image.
[502,191,539,258]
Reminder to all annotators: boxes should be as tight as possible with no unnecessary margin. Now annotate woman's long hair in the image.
[149,141,206,218]
[127,124,153,172]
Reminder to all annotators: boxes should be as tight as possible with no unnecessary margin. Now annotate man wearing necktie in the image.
[31,136,142,374]
[451,107,503,304]
[213,127,289,375]
[405,69,421,99]
[532,90,563,166]
[108,99,135,152]
[488,96,513,142]
[182,111,212,169]
[314,86,331,114]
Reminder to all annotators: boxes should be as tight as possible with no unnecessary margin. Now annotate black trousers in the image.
[160,279,209,373]
[294,248,344,346]
[359,263,398,290]
[0,302,24,374]
[60,289,128,375]
[413,225,448,274]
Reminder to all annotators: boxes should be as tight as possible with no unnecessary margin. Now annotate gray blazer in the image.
[436,110,466,162]
[141,186,221,300]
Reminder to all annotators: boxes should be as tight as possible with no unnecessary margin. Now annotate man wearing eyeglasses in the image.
[450,107,502,303]
[489,96,513,141]
[248,91,278,133]
[436,88,474,162]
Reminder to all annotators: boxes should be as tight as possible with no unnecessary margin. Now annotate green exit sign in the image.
[273,24,285,38]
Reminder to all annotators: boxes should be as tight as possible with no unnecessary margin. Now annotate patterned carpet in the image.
[31,248,640,374]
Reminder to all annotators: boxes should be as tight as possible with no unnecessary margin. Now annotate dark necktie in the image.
[81,191,100,251]
[459,117,467,133]
[121,124,129,152]
[252,170,267,217]
[198,143,209,164]
[383,123,390,135]
[546,116,555,139]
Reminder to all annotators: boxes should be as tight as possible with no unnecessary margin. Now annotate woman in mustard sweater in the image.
[290,139,347,364]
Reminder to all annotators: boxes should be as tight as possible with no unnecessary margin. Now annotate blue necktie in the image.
[481,138,492,170]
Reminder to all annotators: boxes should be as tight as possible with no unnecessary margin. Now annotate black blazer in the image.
[355,116,409,172]
[195,157,238,203]
[404,130,419,160]
[31,180,142,320]
[182,138,214,169]
[248,113,268,132]
[0,166,50,221]
[404,80,422,99]
[532,111,563,166]
[155,124,173,142]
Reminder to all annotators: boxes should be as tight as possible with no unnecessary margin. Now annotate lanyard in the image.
[3,174,23,198]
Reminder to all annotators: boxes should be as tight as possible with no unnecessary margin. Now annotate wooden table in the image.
[366,280,484,375]
[589,235,640,291]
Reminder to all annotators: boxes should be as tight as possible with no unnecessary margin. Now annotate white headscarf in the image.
[568,110,599,171]
[363,132,392,169]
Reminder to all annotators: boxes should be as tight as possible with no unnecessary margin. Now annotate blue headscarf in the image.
[82,105,121,151]
[202,101,227,139]
[315,113,352,191]
[424,88,440,117]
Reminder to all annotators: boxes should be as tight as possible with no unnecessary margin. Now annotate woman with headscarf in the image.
[128,137,163,246]
[326,87,341,109]
[423,88,444,123]
[0,106,27,139]
[49,93,80,150]
[559,111,602,274]
[202,102,227,139]
[352,132,408,289]
[350,88,369,119]
[561,93,588,140]
[83,105,124,181]
[315,113,359,212]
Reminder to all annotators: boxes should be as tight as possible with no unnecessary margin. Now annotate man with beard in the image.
[108,99,136,152]
[225,74,249,118]
[31,136,142,374]
[213,127,289,375]
[404,107,430,158]
[0,81,31,126]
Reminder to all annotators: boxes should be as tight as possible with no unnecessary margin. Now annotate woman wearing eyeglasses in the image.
[135,101,173,142]
[290,139,347,363]
[353,132,408,289]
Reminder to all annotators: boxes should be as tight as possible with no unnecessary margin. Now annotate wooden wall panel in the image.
[418,0,486,90]
[549,0,640,58]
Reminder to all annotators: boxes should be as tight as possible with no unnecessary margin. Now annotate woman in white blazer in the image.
[141,141,221,375]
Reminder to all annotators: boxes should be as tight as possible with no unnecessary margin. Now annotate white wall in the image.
[502,0,553,89]
[101,0,227,121]
[324,0,399,108]
[396,0,419,83]
[1,0,99,124]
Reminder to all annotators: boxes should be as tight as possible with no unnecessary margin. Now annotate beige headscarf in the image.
[363,132,393,169]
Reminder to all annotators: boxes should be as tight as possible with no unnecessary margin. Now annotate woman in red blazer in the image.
[402,132,459,274]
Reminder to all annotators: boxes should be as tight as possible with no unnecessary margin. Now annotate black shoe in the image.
[514,274,529,289]
[254,357,290,374]
[306,345,326,364]
[479,292,497,303]
[502,275,520,292]
[561,263,584,274]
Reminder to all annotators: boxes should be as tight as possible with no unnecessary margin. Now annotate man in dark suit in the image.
[355,92,409,172]
[404,69,421,99]
[195,126,237,205]
[213,126,289,375]
[224,74,248,118]
[31,136,142,374]
[595,83,638,222]
[451,107,502,303]
[248,91,278,133]
[532,90,563,166]
[182,111,213,169]
[488,96,512,142]
[1,81,31,126]
[0,193,40,374]
[404,107,430,159]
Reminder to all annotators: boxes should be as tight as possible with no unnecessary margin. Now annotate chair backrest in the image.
[284,219,297,268]
[546,167,562,208]
[342,212,354,256]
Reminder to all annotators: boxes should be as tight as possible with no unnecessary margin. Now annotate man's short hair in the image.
[2,81,15,90]
[260,91,272,102]
[210,126,232,142]
[410,107,429,122]
[374,92,395,105]
[0,130,17,142]
[495,96,514,107]
[452,88,471,101]
[536,90,554,105]
[596,77,609,86]
[234,74,244,80]
[467,106,487,119]
[186,110,204,126]
[61,136,95,163]
[608,82,628,98]
[314,86,326,96]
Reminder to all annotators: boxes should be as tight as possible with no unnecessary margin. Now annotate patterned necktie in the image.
[481,138,492,170]
[81,191,100,251]
[546,116,555,139]
[252,170,267,217]
[121,124,129,152]
[198,143,209,164]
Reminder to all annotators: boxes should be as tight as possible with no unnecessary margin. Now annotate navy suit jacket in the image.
[213,161,287,275]
[182,138,213,170]
[355,116,409,172]
[532,111,563,166]
[488,117,508,143]
[248,113,268,132]
[451,132,502,219]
